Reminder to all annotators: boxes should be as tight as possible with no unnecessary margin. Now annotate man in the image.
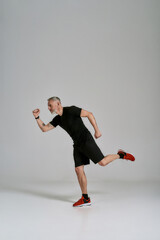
[32,96,135,207]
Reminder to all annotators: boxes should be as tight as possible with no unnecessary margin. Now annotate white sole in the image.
[73,202,92,207]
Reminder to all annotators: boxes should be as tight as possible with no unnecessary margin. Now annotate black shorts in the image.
[73,132,105,167]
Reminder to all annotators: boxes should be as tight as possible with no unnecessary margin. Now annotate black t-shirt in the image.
[49,105,91,146]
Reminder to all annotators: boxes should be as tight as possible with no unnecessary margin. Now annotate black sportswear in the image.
[50,105,104,167]
[49,105,90,145]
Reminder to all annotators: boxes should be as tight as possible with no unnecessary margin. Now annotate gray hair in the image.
[47,96,61,103]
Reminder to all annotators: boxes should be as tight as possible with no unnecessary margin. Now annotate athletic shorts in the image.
[73,132,105,167]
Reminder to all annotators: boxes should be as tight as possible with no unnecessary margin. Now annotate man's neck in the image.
[58,106,63,116]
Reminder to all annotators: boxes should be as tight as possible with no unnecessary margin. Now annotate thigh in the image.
[73,145,90,167]
[82,133,105,164]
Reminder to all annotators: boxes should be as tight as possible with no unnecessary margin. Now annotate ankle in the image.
[82,193,89,199]
[118,153,125,158]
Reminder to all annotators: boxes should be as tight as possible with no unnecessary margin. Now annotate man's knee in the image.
[75,165,84,174]
[98,158,105,166]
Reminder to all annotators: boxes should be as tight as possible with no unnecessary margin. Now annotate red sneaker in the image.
[73,196,91,207]
[117,149,135,161]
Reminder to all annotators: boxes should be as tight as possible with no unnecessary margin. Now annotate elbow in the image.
[88,112,93,118]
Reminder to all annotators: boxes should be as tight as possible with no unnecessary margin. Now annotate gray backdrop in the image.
[1,0,160,184]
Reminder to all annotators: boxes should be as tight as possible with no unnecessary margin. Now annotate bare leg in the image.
[75,165,88,194]
[98,154,120,166]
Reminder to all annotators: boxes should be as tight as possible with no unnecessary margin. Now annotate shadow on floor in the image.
[1,185,74,203]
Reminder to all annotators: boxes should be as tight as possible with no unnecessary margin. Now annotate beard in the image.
[51,111,56,115]
[51,109,57,115]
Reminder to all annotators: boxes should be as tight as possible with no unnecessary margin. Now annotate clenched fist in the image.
[94,130,102,139]
[32,108,40,118]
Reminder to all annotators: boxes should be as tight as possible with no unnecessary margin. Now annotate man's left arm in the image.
[80,109,102,139]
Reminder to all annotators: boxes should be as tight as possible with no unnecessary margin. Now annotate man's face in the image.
[48,100,59,115]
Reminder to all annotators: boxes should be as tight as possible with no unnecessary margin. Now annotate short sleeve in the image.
[49,115,60,127]
[70,105,82,117]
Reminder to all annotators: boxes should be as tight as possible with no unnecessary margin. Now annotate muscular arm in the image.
[87,113,102,138]
[36,117,54,132]
[87,113,99,132]
[81,108,102,138]
[81,109,99,132]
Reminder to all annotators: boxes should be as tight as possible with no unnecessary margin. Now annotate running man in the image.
[32,96,135,207]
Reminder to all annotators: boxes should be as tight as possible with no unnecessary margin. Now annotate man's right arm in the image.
[36,118,55,132]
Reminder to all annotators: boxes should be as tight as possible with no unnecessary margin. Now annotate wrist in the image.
[95,129,99,133]
[35,116,39,119]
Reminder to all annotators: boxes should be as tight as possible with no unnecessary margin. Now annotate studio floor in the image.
[0,180,160,240]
